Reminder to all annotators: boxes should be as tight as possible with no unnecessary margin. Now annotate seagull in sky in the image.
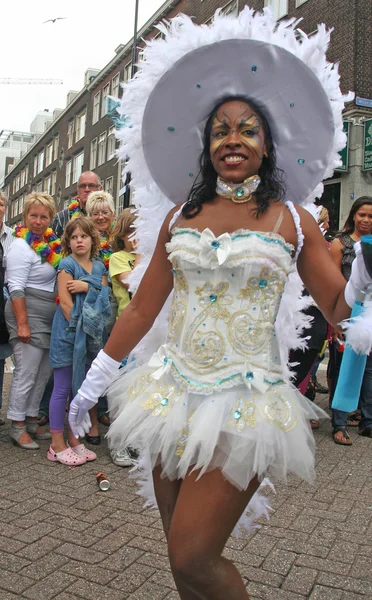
[43,17,66,24]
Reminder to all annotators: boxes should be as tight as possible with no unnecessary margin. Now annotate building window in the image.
[44,175,51,195]
[19,195,24,214]
[75,110,86,142]
[98,132,107,166]
[105,176,113,196]
[124,63,132,83]
[15,175,20,192]
[38,150,45,174]
[25,164,29,182]
[67,120,74,148]
[53,135,59,162]
[36,181,43,193]
[101,84,110,118]
[264,0,288,20]
[90,138,98,170]
[93,92,101,124]
[112,73,120,98]
[51,171,57,196]
[33,156,38,177]
[46,142,53,166]
[295,0,308,5]
[21,169,26,188]
[66,160,72,187]
[72,152,84,184]
[107,126,116,160]
[221,0,239,16]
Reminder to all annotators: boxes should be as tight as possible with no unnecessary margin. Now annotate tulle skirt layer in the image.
[107,363,327,492]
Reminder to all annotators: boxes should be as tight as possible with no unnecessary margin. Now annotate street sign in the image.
[356,97,372,109]
[363,118,372,172]
[335,121,350,172]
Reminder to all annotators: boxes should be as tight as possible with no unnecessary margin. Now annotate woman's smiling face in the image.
[210,100,267,183]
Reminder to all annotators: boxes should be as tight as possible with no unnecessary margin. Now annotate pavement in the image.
[0,369,371,600]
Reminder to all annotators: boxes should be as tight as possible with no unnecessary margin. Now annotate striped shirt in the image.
[0,223,14,260]
[52,199,87,238]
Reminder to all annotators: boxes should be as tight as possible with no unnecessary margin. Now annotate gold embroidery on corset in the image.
[168,259,188,340]
[228,266,285,356]
[128,370,153,402]
[227,398,257,432]
[183,281,233,371]
[175,410,195,457]
[141,381,183,417]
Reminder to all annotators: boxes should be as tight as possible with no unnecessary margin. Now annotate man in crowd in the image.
[0,192,14,425]
[52,171,102,238]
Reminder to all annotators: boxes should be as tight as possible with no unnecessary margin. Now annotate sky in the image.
[1,0,165,133]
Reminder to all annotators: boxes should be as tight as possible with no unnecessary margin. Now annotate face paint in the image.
[210,101,267,183]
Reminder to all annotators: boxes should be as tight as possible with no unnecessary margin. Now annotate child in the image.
[47,216,111,465]
[109,208,139,320]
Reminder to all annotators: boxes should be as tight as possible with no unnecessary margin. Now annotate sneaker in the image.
[314,379,329,394]
[111,447,135,467]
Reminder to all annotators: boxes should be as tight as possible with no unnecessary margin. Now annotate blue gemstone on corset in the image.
[161,398,169,406]
[235,188,244,198]
[172,268,176,275]
[163,357,168,365]
[211,240,220,249]
[259,279,267,288]
[251,65,257,72]
[196,84,201,88]
[209,294,217,302]
[290,102,295,108]
[234,410,242,420]
[167,126,175,131]
[298,158,305,164]
[246,372,254,381]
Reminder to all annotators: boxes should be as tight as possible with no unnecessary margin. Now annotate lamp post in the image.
[131,0,140,78]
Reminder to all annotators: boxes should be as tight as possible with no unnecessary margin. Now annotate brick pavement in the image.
[0,371,371,600]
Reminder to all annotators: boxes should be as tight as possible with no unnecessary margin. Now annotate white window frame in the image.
[105,176,113,196]
[124,63,132,83]
[97,132,107,166]
[44,175,51,195]
[295,0,309,5]
[19,195,24,214]
[264,0,288,20]
[51,170,57,196]
[107,126,116,160]
[15,175,20,192]
[38,150,44,174]
[72,152,84,184]
[36,181,43,193]
[112,73,120,98]
[25,164,29,182]
[101,84,110,118]
[21,169,26,188]
[65,159,72,188]
[90,138,98,170]
[46,142,53,167]
[67,120,74,148]
[75,110,86,142]
[33,156,38,177]
[53,135,59,161]
[93,91,101,124]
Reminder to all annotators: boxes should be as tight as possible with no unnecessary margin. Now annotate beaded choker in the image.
[216,175,261,203]
[14,227,62,269]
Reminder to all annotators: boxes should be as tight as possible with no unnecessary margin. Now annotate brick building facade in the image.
[3,0,371,229]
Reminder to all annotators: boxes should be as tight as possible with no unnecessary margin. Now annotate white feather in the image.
[340,301,372,355]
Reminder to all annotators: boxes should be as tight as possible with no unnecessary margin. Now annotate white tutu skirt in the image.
[107,363,327,491]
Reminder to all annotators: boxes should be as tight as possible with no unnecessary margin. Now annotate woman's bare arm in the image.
[297,208,350,327]
[11,298,31,343]
[329,237,343,270]
[104,210,176,361]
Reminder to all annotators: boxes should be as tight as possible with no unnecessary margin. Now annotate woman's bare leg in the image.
[167,468,260,599]
[153,465,202,599]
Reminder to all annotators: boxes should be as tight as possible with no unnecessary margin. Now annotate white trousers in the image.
[7,341,51,421]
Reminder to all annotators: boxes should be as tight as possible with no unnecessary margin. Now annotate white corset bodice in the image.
[151,226,296,395]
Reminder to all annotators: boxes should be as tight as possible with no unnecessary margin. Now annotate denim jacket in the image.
[50,256,111,395]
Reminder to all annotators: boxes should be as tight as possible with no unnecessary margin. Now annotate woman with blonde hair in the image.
[86,191,115,269]
[5,192,61,448]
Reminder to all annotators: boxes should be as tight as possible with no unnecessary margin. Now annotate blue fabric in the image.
[50,256,111,396]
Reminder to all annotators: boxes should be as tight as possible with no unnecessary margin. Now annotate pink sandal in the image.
[47,445,86,466]
[68,443,97,462]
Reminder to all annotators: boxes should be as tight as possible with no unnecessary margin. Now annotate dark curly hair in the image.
[182,95,285,219]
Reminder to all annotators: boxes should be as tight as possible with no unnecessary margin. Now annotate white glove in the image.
[68,350,121,438]
[344,242,371,308]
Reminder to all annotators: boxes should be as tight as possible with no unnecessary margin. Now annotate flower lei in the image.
[14,227,62,269]
[68,198,84,220]
[99,232,113,269]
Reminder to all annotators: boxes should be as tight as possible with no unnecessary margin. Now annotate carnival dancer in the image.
[48,217,110,465]
[68,9,371,599]
[52,171,102,238]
